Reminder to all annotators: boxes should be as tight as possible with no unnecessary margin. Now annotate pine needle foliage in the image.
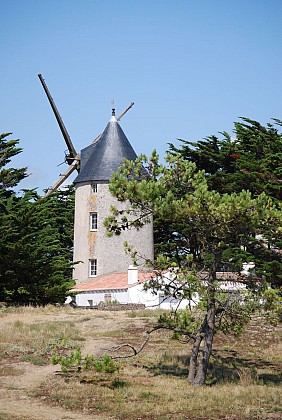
[169,117,282,200]
[0,133,27,197]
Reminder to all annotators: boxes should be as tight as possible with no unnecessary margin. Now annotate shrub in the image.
[51,348,120,374]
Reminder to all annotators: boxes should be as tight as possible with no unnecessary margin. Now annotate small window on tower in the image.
[90,212,97,230]
[92,183,98,194]
[89,259,97,277]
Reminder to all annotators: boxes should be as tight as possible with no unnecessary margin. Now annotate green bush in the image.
[51,348,120,374]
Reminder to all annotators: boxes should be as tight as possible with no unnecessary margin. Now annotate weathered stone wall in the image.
[97,302,145,311]
[73,181,154,284]
[95,183,154,277]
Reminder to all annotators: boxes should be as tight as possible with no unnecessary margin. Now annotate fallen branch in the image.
[105,324,196,360]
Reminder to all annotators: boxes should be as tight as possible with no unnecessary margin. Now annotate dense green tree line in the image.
[0,133,75,305]
[169,117,282,200]
[166,118,282,288]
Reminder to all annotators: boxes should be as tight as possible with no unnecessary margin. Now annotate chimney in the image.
[128,265,138,285]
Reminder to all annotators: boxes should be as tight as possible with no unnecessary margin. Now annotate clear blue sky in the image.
[1,0,282,193]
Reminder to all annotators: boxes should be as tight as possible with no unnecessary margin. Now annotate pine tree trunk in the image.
[188,291,216,386]
[194,298,215,385]
[188,335,202,384]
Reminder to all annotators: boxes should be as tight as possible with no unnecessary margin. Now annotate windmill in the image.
[38,74,134,196]
[38,74,154,282]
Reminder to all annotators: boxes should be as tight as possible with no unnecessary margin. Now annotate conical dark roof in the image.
[74,113,142,183]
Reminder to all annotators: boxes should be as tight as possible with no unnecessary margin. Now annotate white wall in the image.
[72,286,192,309]
[128,281,195,310]
[75,289,128,307]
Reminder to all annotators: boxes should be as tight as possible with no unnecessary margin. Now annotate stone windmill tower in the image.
[38,75,154,284]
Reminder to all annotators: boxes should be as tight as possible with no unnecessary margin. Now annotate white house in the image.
[69,266,190,309]
[69,265,250,310]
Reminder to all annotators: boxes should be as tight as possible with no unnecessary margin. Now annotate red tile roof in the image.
[71,271,154,292]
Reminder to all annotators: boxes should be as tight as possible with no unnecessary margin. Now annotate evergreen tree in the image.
[0,133,27,197]
[0,132,75,305]
[105,152,282,385]
[0,187,75,305]
[169,118,282,200]
[168,118,282,287]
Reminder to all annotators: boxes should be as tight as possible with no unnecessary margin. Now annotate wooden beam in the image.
[44,159,79,196]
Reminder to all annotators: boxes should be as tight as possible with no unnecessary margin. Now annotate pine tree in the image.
[105,151,282,385]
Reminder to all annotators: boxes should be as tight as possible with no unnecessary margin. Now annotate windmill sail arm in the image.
[38,74,78,159]
[44,159,79,196]
[117,102,134,121]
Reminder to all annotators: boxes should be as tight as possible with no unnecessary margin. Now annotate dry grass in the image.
[127,309,167,318]
[0,306,85,365]
[0,306,281,419]
[34,373,282,419]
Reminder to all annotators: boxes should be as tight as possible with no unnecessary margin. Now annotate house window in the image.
[92,183,98,194]
[90,212,97,230]
[89,259,97,277]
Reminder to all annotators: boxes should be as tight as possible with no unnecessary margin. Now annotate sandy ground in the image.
[0,363,106,420]
[0,309,145,420]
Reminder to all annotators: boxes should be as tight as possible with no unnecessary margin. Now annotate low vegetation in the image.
[0,306,281,419]
[0,306,85,366]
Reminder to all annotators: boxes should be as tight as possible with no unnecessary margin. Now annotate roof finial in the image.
[110,99,117,122]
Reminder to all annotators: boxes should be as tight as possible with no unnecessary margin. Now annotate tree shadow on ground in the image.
[148,357,188,378]
[147,349,282,385]
[210,348,282,385]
